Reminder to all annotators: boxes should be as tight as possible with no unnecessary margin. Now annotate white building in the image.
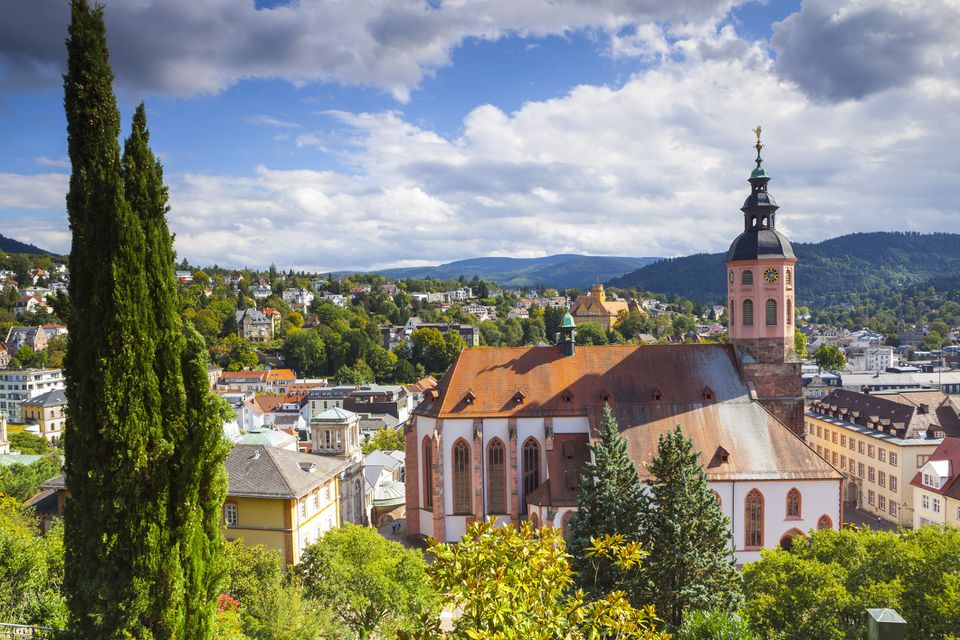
[0,369,66,423]
[849,347,895,372]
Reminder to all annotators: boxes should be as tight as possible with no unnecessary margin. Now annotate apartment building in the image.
[805,389,960,527]
[0,369,66,422]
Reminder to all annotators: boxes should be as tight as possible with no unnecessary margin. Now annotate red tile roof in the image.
[909,436,960,500]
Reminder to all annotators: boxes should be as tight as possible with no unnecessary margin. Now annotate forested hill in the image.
[0,233,49,255]
[608,232,960,307]
[374,254,660,290]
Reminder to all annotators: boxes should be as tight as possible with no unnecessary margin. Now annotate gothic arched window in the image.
[745,489,764,548]
[786,488,801,519]
[422,436,433,510]
[743,299,754,326]
[817,514,833,530]
[561,511,574,539]
[766,299,777,326]
[742,270,753,285]
[487,438,507,514]
[452,439,472,515]
[522,438,541,510]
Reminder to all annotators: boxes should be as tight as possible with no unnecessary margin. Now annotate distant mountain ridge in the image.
[0,233,49,255]
[608,232,960,307]
[370,254,661,289]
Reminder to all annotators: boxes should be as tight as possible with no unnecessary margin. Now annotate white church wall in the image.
[553,416,590,434]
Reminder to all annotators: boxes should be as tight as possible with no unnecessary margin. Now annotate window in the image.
[832,432,838,445]
[422,437,434,510]
[879,495,886,511]
[224,503,238,527]
[922,494,930,510]
[841,435,847,447]
[858,463,865,478]
[824,428,830,440]
[300,499,307,518]
[313,492,319,510]
[859,441,865,454]
[869,467,875,483]
[786,488,801,519]
[867,490,875,506]
[918,455,930,467]
[890,452,898,466]
[765,299,777,325]
[729,299,735,326]
[742,270,753,285]
[832,452,838,465]
[817,445,823,456]
[840,455,847,469]
[879,471,886,487]
[933,498,941,513]
[745,489,764,548]
[868,445,875,458]
[878,448,886,462]
[817,514,832,530]
[522,438,541,510]
[787,299,793,325]
[923,473,936,488]
[452,439,472,515]
[817,425,822,438]
[743,299,754,326]
[849,437,856,451]
[487,439,507,514]
[890,476,898,492]
[956,505,960,520]
[890,502,898,517]
[561,511,574,539]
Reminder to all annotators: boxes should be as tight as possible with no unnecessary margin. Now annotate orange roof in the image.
[266,369,295,382]
[220,371,266,380]
[252,395,286,413]
[416,343,840,482]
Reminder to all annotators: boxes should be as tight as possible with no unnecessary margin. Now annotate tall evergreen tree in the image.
[64,3,228,637]
[62,1,176,636]
[634,426,741,628]
[568,404,645,595]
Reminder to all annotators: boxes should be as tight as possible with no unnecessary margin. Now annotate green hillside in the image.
[608,232,960,307]
[375,254,660,289]
[0,233,49,255]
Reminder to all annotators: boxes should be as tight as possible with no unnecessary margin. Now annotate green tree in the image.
[794,328,808,359]
[8,431,52,455]
[675,609,759,640]
[635,426,741,628]
[296,523,437,639]
[361,428,405,455]
[412,327,449,373]
[405,519,669,640]
[813,345,846,372]
[0,453,61,501]
[543,305,568,343]
[568,405,645,596]
[283,329,326,376]
[574,321,608,346]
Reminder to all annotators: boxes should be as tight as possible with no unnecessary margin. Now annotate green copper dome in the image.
[560,313,576,328]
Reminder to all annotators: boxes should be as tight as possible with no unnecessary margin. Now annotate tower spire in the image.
[741,125,777,231]
[754,125,763,171]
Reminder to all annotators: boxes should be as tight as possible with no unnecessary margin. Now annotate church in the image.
[405,133,843,564]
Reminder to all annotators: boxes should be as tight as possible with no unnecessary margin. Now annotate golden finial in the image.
[753,125,763,168]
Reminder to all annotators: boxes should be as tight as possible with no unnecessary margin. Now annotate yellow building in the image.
[910,437,960,529]
[224,444,352,564]
[805,389,959,528]
[568,284,634,330]
[20,388,67,445]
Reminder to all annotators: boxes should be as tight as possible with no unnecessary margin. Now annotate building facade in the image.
[568,284,632,330]
[20,389,67,444]
[0,369,65,423]
[805,389,959,527]
[910,437,960,529]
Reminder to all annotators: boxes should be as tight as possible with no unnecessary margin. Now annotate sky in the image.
[1,0,959,272]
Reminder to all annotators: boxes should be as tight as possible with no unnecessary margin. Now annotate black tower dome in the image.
[725,127,795,261]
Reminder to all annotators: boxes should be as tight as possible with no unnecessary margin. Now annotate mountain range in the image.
[0,233,49,255]
[608,232,960,307]
[371,254,661,290]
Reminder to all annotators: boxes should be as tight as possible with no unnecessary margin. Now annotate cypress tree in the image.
[634,425,742,628]
[568,404,645,595]
[63,1,176,637]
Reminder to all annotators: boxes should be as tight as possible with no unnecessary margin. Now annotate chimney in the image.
[917,403,929,414]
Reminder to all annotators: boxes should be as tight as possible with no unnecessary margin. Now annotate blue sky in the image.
[1,0,959,271]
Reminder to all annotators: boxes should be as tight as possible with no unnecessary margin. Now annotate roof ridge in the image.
[261,445,299,497]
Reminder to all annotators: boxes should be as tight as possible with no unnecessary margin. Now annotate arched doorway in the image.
[779,528,804,551]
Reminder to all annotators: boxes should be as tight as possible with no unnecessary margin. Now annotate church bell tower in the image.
[726,128,804,436]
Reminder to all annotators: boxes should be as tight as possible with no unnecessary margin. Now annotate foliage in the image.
[675,609,759,640]
[794,328,807,359]
[813,345,846,372]
[296,523,437,639]
[635,426,741,628]
[0,453,61,501]
[742,525,960,640]
[282,328,327,376]
[569,404,646,596]
[361,428,405,455]
[0,494,67,628]
[574,321,609,346]
[63,4,227,636]
[405,519,669,640]
[8,431,53,455]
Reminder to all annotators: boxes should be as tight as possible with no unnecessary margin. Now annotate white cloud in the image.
[0,172,68,209]
[33,156,70,168]
[244,114,300,128]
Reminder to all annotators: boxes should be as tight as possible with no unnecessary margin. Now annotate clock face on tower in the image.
[763,268,779,284]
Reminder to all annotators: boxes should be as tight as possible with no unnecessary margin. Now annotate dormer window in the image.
[561,390,574,403]
[598,391,612,404]
[513,390,526,404]
[652,388,664,402]
[715,446,730,464]
[463,390,476,405]
[702,386,715,402]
